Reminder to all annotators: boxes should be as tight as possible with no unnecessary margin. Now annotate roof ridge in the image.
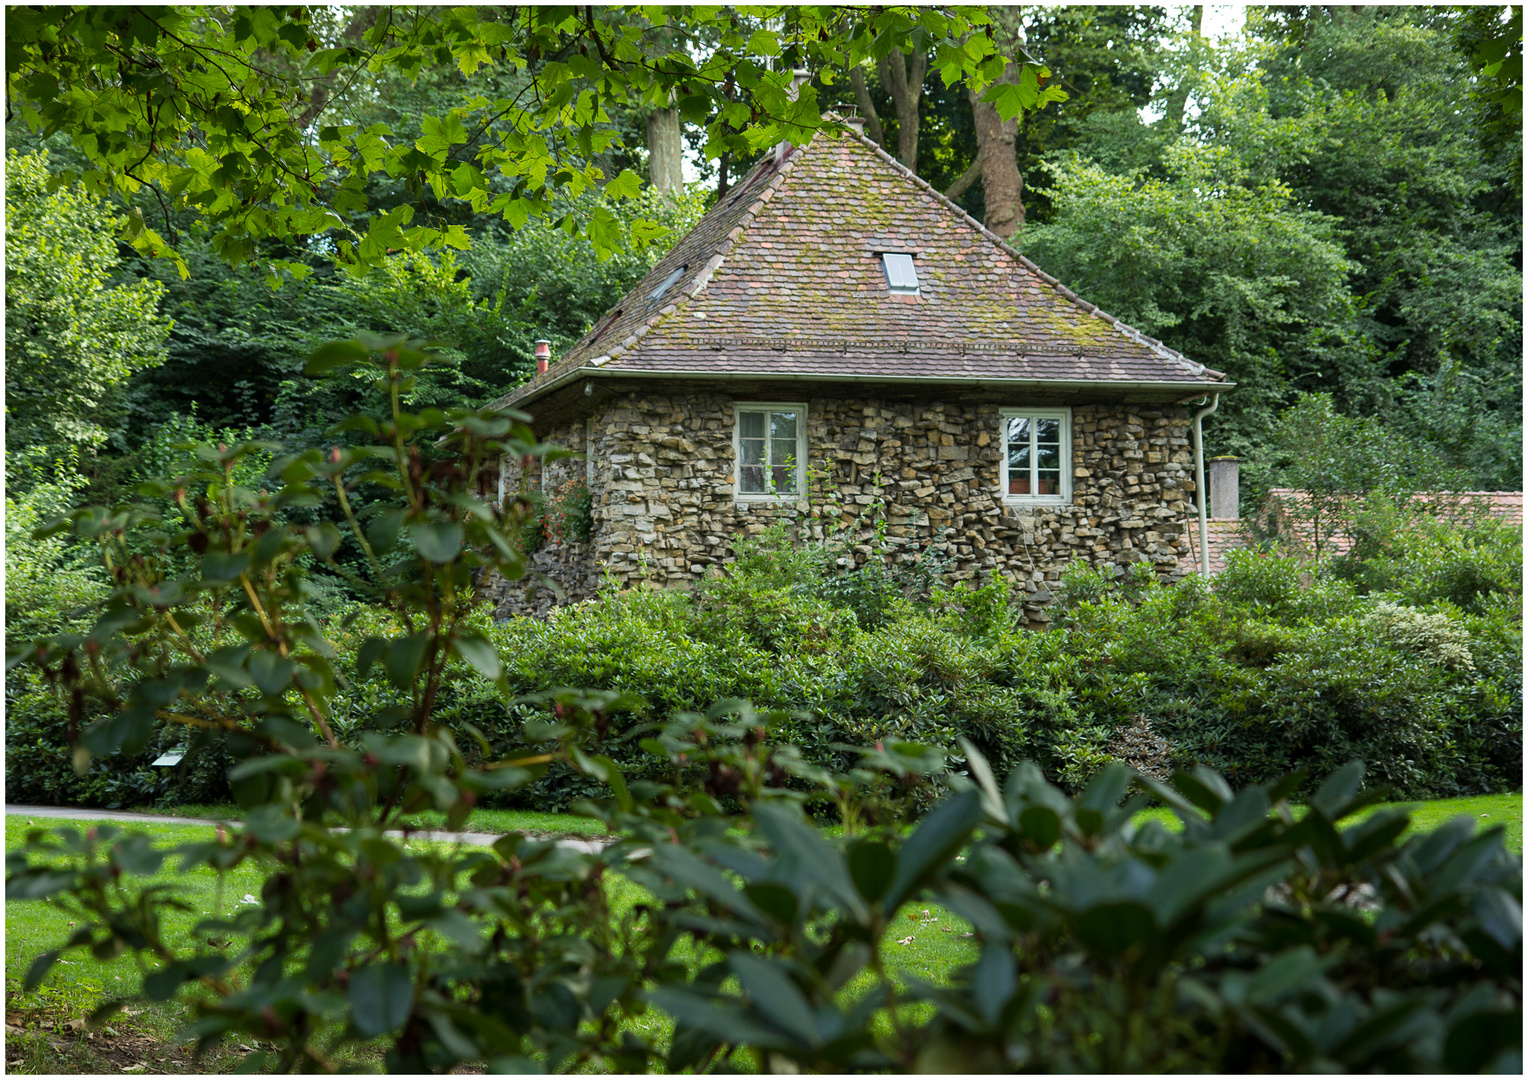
[601,145,809,369]
[653,333,1161,353]
[838,126,1222,382]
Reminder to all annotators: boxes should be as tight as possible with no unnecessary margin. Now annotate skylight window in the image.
[882,252,919,294]
[648,264,688,305]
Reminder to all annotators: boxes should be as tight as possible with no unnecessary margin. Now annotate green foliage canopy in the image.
[6,5,1041,278]
[4,150,172,459]
[1024,8,1522,491]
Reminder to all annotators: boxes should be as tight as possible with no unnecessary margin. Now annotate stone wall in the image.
[480,417,603,617]
[477,540,600,618]
[489,390,1199,625]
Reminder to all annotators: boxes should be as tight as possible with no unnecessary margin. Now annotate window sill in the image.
[1002,496,1072,508]
[734,494,807,506]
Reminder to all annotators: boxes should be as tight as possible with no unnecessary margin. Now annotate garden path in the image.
[3,804,612,853]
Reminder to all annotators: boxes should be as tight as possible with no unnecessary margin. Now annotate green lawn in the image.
[145,792,1524,850]
[4,816,289,1073]
[149,801,612,838]
[1134,792,1523,853]
[6,792,1519,1072]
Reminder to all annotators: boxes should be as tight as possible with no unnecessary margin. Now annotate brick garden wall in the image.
[484,390,1199,625]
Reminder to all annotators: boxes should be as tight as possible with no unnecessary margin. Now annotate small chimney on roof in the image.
[534,339,551,376]
[842,104,865,136]
[775,68,812,162]
[1209,456,1240,520]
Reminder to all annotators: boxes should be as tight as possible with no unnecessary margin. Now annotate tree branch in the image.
[944,158,981,200]
[847,66,886,149]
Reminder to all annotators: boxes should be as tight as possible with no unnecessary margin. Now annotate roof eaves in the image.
[845,129,1225,384]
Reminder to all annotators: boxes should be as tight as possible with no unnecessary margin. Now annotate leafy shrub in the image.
[518,487,548,554]
[10,728,1522,1073]
[4,448,108,641]
[1212,547,1308,616]
[1336,508,1523,614]
[542,478,594,545]
[1058,556,1517,799]
[518,479,595,553]
[1366,600,1475,671]
[4,679,235,808]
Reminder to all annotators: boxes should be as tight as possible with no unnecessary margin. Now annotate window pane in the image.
[770,464,797,493]
[1005,413,1068,499]
[1006,416,1031,495]
[883,253,919,290]
[739,411,764,439]
[739,435,766,493]
[769,411,797,440]
[1007,439,1031,493]
[772,437,797,492]
[648,264,688,304]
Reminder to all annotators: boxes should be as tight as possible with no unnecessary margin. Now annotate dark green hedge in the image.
[8,534,1520,812]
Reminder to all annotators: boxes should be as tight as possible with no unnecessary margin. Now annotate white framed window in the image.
[881,252,919,294]
[647,264,687,306]
[733,402,807,499]
[1001,407,1072,504]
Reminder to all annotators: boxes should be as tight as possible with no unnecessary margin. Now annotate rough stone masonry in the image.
[481,389,1200,626]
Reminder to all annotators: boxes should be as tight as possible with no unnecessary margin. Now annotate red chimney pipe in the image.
[535,339,551,375]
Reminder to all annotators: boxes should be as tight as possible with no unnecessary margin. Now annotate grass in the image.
[1134,792,1523,853]
[149,802,612,839]
[101,792,1528,851]
[4,816,289,1074]
[6,792,1520,1073]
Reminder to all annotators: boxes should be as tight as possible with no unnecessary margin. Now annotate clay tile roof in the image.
[495,126,1230,410]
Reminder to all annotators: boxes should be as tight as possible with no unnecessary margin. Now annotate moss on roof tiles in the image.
[498,128,1220,408]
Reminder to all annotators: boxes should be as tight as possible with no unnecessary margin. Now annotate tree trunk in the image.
[876,49,927,172]
[847,66,888,150]
[646,106,684,196]
[968,70,1025,239]
[1165,5,1205,130]
[716,150,730,201]
[944,158,981,200]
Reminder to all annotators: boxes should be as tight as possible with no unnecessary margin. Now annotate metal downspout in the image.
[1192,394,1220,575]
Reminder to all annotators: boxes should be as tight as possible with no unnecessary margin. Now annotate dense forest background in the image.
[6,5,1521,547]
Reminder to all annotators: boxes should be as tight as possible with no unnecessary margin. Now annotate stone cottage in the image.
[481,121,1233,624]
